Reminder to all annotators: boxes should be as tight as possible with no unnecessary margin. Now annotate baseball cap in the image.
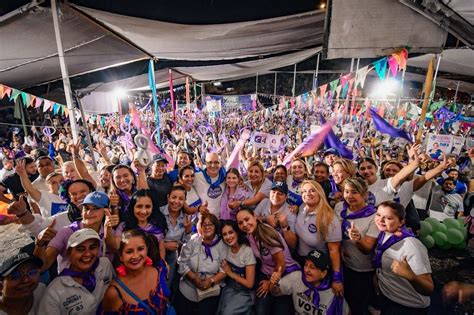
[306,250,330,271]
[152,154,168,164]
[323,148,340,157]
[0,247,43,277]
[67,228,101,249]
[81,191,109,208]
[271,181,288,194]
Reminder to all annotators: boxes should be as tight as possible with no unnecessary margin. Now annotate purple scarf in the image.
[372,228,414,268]
[202,237,221,262]
[340,203,376,239]
[140,224,164,237]
[291,177,304,189]
[301,275,343,315]
[70,221,104,239]
[116,189,133,213]
[59,258,100,293]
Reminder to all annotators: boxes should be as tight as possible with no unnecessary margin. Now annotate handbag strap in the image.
[114,276,157,315]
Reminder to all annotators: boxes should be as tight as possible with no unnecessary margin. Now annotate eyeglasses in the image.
[206,161,220,166]
[8,268,40,281]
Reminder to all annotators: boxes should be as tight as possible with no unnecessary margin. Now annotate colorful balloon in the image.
[432,231,448,247]
[446,228,464,245]
[420,235,435,249]
[424,217,443,233]
[419,221,433,237]
[443,218,461,230]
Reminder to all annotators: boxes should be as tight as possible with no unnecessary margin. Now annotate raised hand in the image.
[183,215,192,234]
[104,208,120,229]
[348,221,361,241]
[14,159,27,177]
[7,197,28,216]
[228,200,240,210]
[36,219,57,247]
[391,256,415,281]
[265,214,277,228]
[199,201,209,215]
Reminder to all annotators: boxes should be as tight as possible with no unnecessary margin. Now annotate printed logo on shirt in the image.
[62,294,81,307]
[207,186,223,199]
[103,276,111,285]
[261,247,270,256]
[296,292,323,315]
[367,192,376,206]
[308,223,317,234]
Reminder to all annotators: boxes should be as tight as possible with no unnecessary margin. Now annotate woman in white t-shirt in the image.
[334,177,379,315]
[231,161,272,210]
[373,201,433,314]
[286,159,310,207]
[217,220,256,315]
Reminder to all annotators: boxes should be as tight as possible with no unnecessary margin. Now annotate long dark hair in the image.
[220,220,248,246]
[123,189,167,233]
[236,208,283,249]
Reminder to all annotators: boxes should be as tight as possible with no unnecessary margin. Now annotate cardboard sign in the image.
[250,132,282,151]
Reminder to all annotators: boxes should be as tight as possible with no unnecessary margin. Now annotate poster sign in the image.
[250,132,282,151]
[426,134,453,159]
[206,99,222,112]
[341,123,358,147]
[450,136,465,155]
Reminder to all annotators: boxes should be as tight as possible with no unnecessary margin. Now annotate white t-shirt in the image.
[223,244,256,288]
[38,257,113,314]
[254,199,297,232]
[368,178,397,206]
[245,178,272,198]
[295,207,342,256]
[0,168,14,182]
[32,176,48,192]
[193,170,225,217]
[0,283,46,315]
[278,271,349,315]
[38,191,68,217]
[334,202,379,272]
[413,180,433,210]
[376,235,431,308]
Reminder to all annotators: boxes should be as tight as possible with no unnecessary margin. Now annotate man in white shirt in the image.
[0,157,14,181]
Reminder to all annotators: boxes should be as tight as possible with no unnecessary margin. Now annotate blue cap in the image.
[152,154,168,163]
[81,191,109,208]
[271,181,288,194]
[323,148,340,157]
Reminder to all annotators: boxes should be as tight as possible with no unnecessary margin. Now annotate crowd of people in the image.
[0,105,472,315]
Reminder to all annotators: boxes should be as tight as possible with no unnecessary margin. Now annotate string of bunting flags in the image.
[0,84,70,117]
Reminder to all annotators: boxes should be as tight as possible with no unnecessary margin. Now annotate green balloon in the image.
[432,231,448,247]
[438,223,448,233]
[457,217,466,228]
[419,221,433,237]
[425,218,442,232]
[446,228,464,245]
[443,218,461,230]
[420,235,435,249]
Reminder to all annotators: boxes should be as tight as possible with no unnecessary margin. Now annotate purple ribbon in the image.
[59,258,99,293]
[202,237,221,262]
[372,228,414,268]
[329,179,338,193]
[340,202,376,240]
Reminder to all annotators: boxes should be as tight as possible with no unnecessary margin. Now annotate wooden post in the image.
[415,57,435,143]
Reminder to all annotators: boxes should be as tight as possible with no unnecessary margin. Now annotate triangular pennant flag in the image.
[335,85,342,101]
[21,92,30,107]
[60,105,65,116]
[319,83,327,98]
[329,79,339,92]
[10,89,21,102]
[392,48,409,71]
[53,103,60,115]
[35,97,43,108]
[340,74,350,90]
[373,57,387,81]
[388,56,398,77]
[369,107,412,142]
[64,107,69,117]
[4,87,12,98]
[341,81,350,100]
[43,100,51,112]
[29,95,36,107]
[0,85,4,98]
[355,65,370,88]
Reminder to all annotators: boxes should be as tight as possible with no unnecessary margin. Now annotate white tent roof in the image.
[442,0,474,25]
[0,5,147,89]
[73,5,325,61]
[407,48,474,77]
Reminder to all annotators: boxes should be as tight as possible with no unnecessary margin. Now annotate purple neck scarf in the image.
[116,188,134,213]
[372,228,414,268]
[59,258,100,293]
[70,221,104,239]
[301,275,343,315]
[202,237,220,262]
[291,177,304,189]
[329,179,338,193]
[140,224,163,236]
[340,203,376,239]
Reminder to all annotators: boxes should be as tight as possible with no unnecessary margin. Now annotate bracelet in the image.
[332,271,343,283]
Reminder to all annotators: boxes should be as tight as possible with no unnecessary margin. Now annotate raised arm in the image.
[16,159,41,202]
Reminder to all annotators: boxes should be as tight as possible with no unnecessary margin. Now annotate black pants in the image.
[173,289,220,315]
[254,270,294,315]
[343,265,375,315]
[380,294,428,315]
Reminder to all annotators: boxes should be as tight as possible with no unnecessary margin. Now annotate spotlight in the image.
[319,3,326,9]
[113,88,126,98]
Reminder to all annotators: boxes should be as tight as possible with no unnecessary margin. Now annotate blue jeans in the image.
[254,270,293,315]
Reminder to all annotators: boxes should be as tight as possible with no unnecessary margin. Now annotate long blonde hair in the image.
[301,180,335,240]
[247,161,265,192]
[332,158,357,177]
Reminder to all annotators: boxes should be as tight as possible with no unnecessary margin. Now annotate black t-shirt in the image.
[147,175,173,208]
[318,179,333,202]
[0,172,39,199]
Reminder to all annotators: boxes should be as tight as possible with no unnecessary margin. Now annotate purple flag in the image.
[369,108,412,142]
[320,116,353,159]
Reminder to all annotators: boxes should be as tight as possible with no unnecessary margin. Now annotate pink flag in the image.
[226,129,251,170]
[282,121,334,166]
[319,84,327,98]
[388,56,398,77]
[130,104,142,129]
[169,69,175,122]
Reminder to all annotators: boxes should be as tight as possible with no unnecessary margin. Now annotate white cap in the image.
[67,228,100,249]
